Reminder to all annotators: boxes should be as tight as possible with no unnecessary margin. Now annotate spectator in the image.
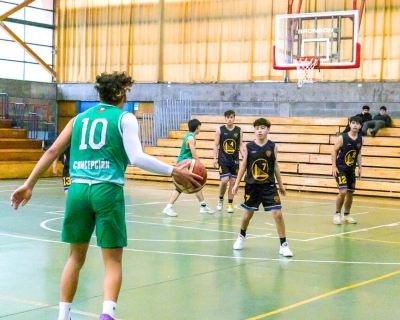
[361,106,392,137]
[343,105,372,133]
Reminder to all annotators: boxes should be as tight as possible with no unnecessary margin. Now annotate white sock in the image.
[166,204,173,208]
[58,302,71,320]
[103,300,117,317]
[199,201,206,206]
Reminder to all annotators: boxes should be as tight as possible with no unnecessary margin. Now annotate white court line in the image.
[40,217,270,242]
[0,187,58,193]
[125,198,217,207]
[1,231,400,266]
[0,182,58,188]
[306,222,400,241]
[0,294,121,319]
[352,204,400,211]
[282,211,369,217]
[44,210,65,215]
[0,200,64,209]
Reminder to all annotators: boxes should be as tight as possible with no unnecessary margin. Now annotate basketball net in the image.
[294,57,320,88]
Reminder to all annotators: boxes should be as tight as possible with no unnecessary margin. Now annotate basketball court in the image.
[2,177,400,319]
[1,0,397,319]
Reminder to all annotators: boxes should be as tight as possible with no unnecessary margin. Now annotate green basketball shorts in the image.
[62,182,127,248]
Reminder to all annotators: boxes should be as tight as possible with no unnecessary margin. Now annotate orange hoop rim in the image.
[294,56,320,67]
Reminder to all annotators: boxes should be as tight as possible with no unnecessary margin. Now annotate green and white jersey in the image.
[177,132,195,163]
[70,103,130,186]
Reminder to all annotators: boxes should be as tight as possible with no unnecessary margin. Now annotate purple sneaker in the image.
[99,314,114,320]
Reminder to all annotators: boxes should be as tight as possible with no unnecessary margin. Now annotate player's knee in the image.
[271,209,283,220]
[221,177,229,184]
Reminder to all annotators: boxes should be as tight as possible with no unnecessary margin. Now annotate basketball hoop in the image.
[294,56,320,88]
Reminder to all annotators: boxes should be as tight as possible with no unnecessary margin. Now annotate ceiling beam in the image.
[0,0,36,21]
[0,21,55,78]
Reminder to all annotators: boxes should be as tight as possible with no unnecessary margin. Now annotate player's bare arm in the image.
[274,146,286,196]
[10,119,73,210]
[232,146,248,195]
[213,127,220,167]
[239,129,245,159]
[331,135,343,177]
[187,136,199,160]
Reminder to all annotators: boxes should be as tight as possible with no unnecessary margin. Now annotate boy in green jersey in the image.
[10,72,201,320]
[162,119,215,217]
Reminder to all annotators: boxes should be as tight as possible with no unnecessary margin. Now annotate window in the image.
[0,0,55,82]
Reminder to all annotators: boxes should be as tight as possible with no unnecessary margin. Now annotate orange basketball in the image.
[172,159,207,194]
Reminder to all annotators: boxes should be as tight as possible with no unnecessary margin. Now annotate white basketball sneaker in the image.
[200,205,215,214]
[233,234,246,250]
[279,242,293,257]
[162,206,178,217]
[216,199,224,211]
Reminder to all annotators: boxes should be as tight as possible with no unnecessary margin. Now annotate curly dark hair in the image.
[94,71,134,105]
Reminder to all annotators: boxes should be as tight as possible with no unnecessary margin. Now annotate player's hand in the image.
[278,185,286,196]
[213,159,218,168]
[357,168,362,180]
[172,164,202,189]
[232,183,239,195]
[10,185,32,210]
[332,166,339,177]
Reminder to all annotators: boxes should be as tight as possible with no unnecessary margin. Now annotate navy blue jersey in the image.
[218,125,241,165]
[245,140,276,184]
[62,146,71,171]
[336,132,362,170]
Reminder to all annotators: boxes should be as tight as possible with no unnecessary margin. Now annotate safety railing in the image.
[8,102,26,128]
[151,91,192,146]
[0,93,8,119]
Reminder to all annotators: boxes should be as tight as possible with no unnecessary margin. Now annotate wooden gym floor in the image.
[1,178,400,319]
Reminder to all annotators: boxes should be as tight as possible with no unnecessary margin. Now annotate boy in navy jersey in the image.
[53,146,71,195]
[332,116,363,225]
[232,118,292,257]
[213,110,244,213]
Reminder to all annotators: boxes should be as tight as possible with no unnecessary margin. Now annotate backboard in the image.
[273,10,360,70]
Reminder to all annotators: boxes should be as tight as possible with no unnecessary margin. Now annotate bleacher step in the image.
[0,161,57,179]
[0,138,42,149]
[0,149,45,161]
[0,119,12,128]
[0,128,28,139]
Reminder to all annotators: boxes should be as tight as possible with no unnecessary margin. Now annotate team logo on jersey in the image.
[98,107,105,112]
[357,143,361,149]
[234,133,238,138]
[251,159,269,181]
[344,150,357,167]
[274,195,281,204]
[266,150,272,157]
[223,139,236,154]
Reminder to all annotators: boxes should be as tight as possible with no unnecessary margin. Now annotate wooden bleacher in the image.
[125,116,400,198]
[0,119,56,179]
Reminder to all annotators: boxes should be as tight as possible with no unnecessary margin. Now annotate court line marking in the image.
[0,200,64,209]
[0,187,58,193]
[2,232,400,266]
[0,183,58,188]
[40,217,271,242]
[0,294,121,319]
[247,269,400,319]
[40,211,400,243]
[305,222,400,241]
[282,211,369,217]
